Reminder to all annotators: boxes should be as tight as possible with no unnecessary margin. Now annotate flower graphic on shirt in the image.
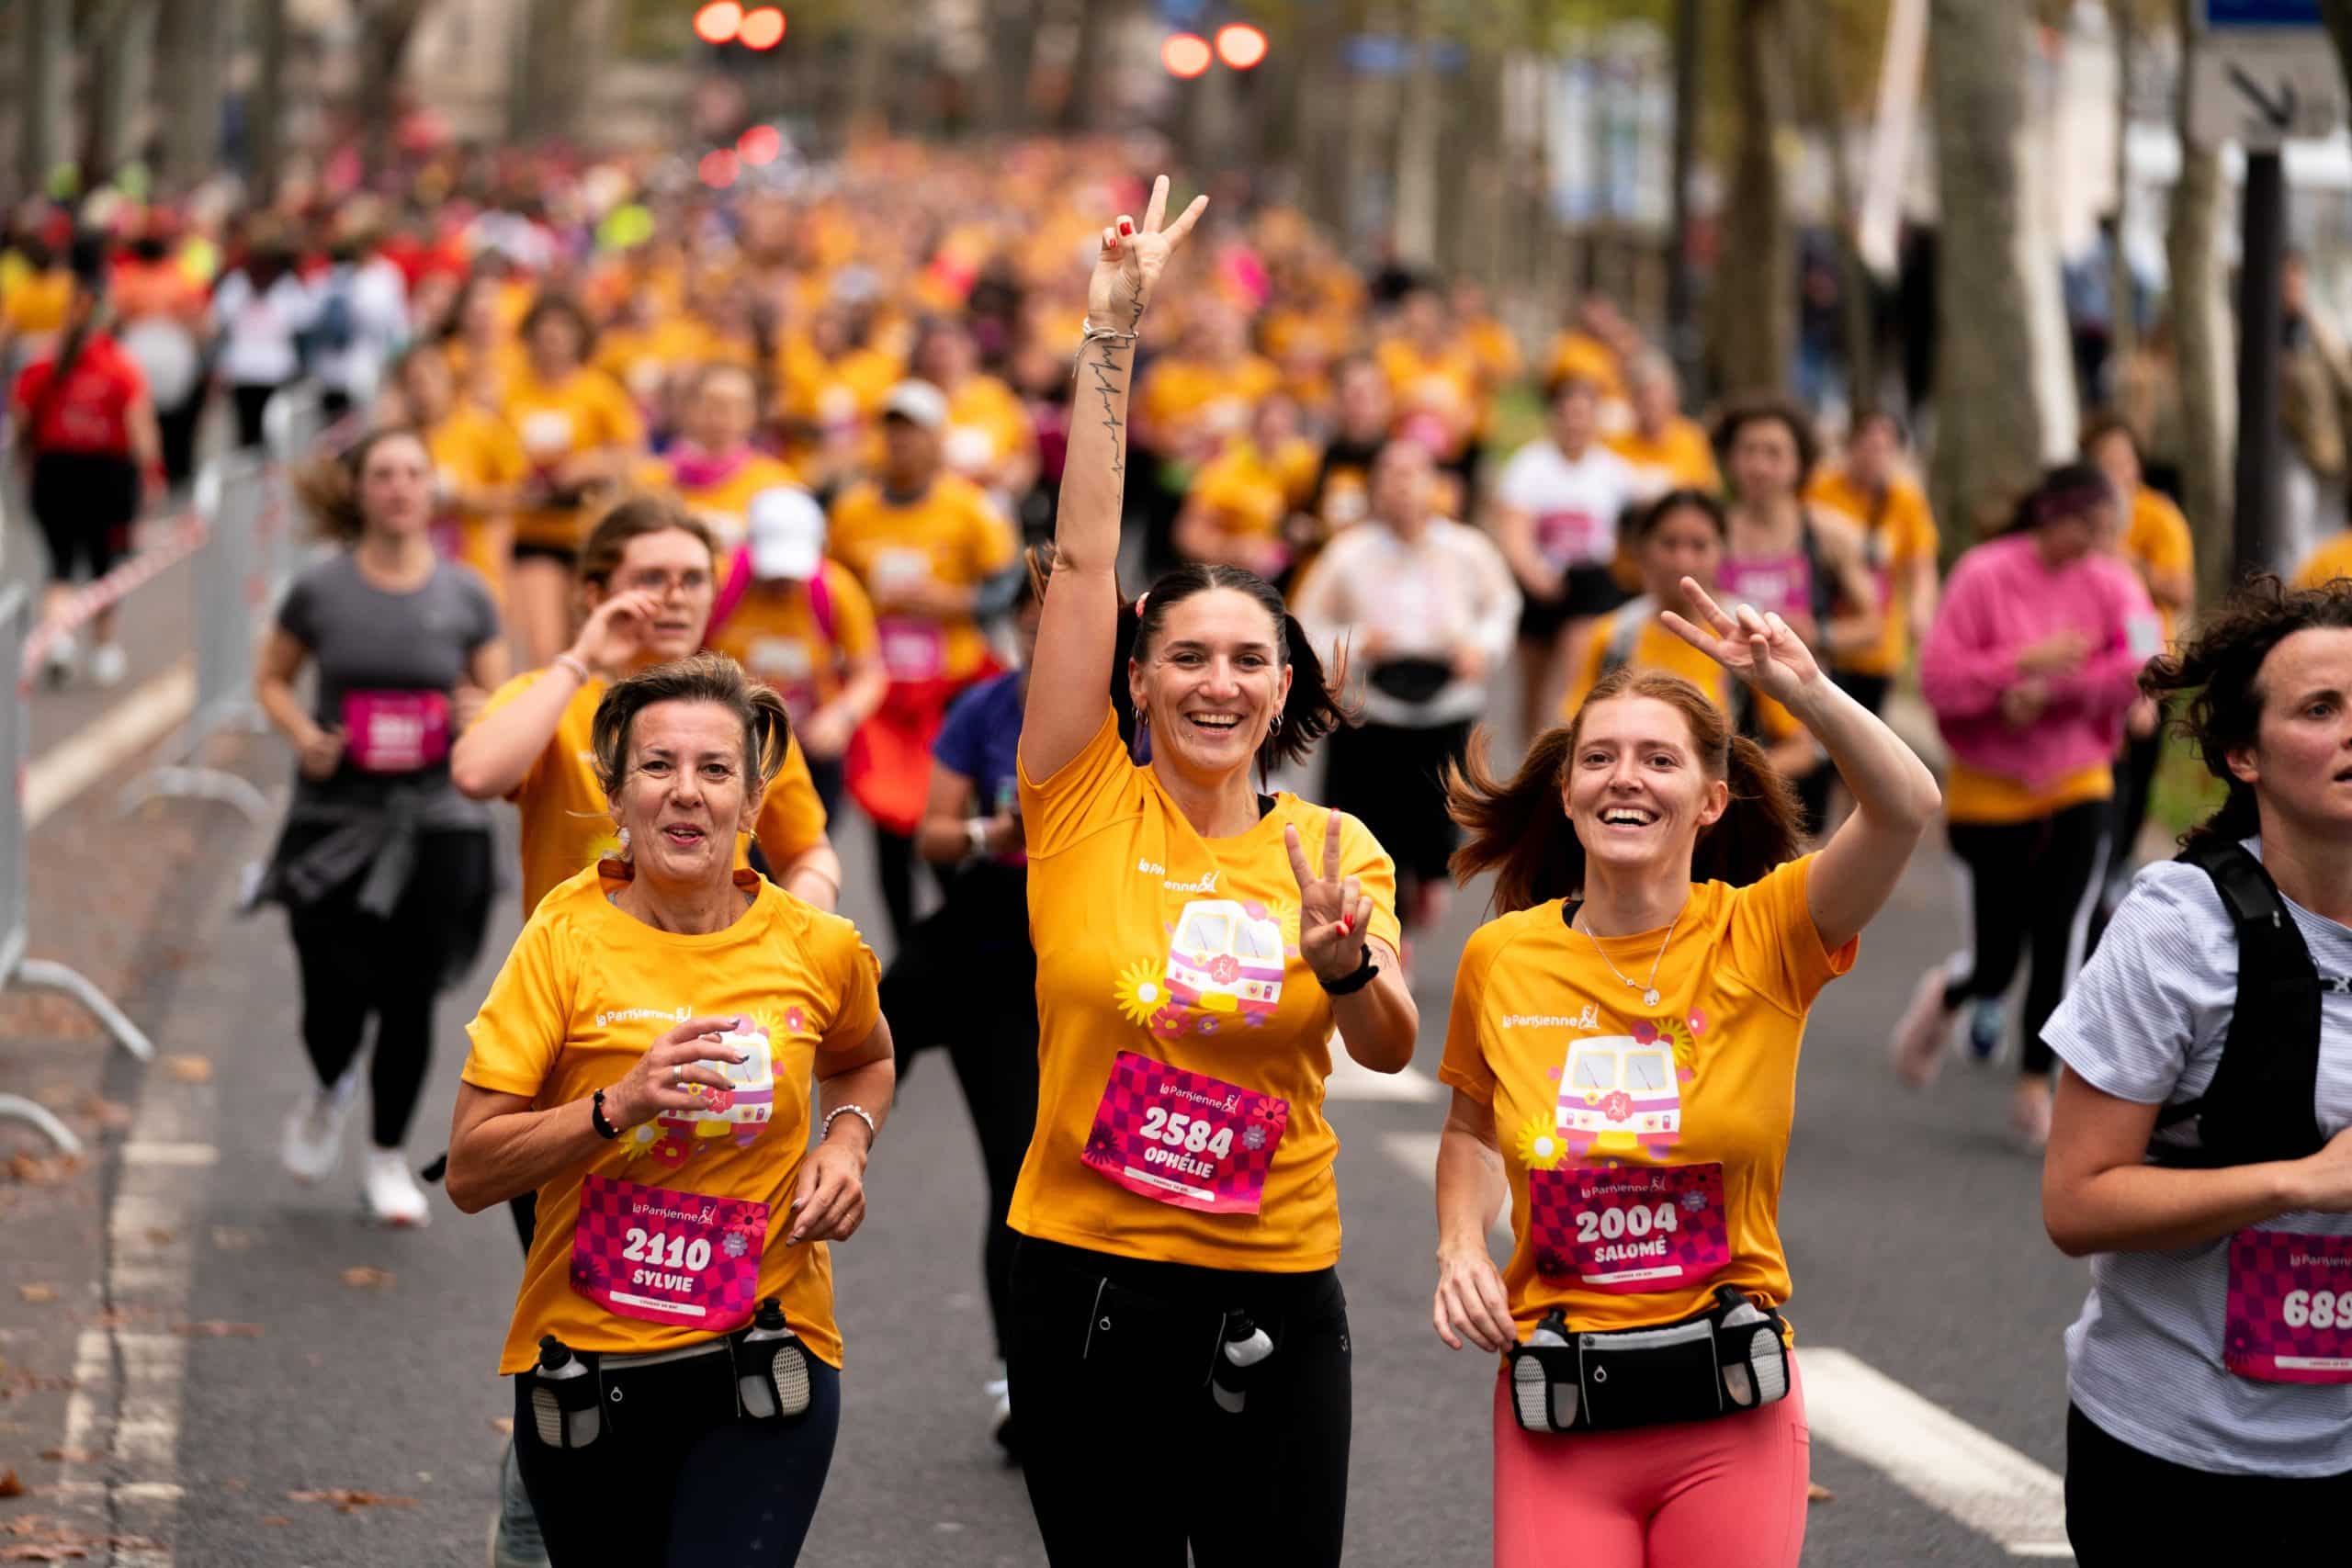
[1242,1124,1268,1153]
[722,1229,751,1260]
[1084,1120,1121,1165]
[1196,1014,1221,1035]
[1113,960,1169,1027]
[1515,1116,1564,1171]
[1652,1015,1701,1084]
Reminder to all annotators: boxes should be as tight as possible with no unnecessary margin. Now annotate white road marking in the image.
[121,1143,218,1168]
[1323,1050,1443,1102]
[1800,1348,2073,1559]
[25,661,194,826]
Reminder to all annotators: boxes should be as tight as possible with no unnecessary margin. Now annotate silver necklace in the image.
[1577,904,1681,1009]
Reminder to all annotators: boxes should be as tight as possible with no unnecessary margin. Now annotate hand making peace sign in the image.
[1659,576,1826,710]
[1286,809,1374,986]
[1089,175,1209,333]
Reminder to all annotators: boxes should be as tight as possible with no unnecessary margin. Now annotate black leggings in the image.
[1008,1237,1352,1567]
[880,863,1036,1359]
[2064,1404,2351,1562]
[284,826,489,1147]
[513,1348,841,1567]
[1939,802,2109,1077]
[870,824,931,952]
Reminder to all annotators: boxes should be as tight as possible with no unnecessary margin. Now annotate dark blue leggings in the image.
[512,1346,840,1567]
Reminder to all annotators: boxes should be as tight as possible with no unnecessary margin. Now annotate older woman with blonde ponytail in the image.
[1430,578,1940,1568]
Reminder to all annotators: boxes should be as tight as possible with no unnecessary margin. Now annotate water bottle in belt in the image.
[737,1296,810,1419]
[1512,1309,1574,1430]
[532,1336,600,1450]
[1210,1312,1274,1414]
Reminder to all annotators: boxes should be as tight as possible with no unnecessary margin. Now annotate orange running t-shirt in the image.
[462,861,879,1372]
[424,404,530,595]
[1010,710,1402,1272]
[478,668,829,916]
[503,366,644,550]
[825,476,1016,684]
[707,561,879,725]
[1439,855,1855,1342]
[1805,465,1940,678]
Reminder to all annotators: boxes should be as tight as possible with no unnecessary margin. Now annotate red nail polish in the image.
[1339,916,1352,935]
[1119,219,1134,235]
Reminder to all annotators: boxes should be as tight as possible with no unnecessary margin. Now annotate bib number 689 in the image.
[2284,1289,2350,1329]
[1136,1105,1235,1160]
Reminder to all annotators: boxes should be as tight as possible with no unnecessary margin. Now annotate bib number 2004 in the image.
[1574,1201,1681,1247]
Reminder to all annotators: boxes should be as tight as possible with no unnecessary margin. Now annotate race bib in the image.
[1535,510,1604,570]
[876,616,946,682]
[2224,1229,2352,1384]
[1082,1052,1288,1215]
[1527,1163,1730,1293]
[570,1173,768,1330]
[340,690,450,773]
[518,409,575,457]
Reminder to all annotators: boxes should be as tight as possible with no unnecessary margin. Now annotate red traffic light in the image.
[1215,24,1268,71]
[693,2,743,44]
[1161,32,1212,79]
[739,6,786,49]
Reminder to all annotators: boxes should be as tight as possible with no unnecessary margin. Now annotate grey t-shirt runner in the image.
[275,552,499,803]
[2044,839,2352,1477]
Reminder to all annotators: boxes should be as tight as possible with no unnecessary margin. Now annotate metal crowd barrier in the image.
[0,586,157,1156]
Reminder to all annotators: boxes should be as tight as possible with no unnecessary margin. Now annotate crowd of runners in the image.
[5,140,2349,1563]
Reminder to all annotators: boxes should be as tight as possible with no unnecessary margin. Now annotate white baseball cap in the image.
[746,487,827,581]
[881,379,950,433]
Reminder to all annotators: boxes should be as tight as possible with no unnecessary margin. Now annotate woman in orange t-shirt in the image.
[1010,180,1419,1568]
[1433,586,1940,1568]
[447,655,892,1567]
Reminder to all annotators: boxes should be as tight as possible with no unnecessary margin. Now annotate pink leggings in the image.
[1491,1358,1809,1568]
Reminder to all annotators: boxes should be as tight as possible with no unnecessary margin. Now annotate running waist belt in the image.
[526,1312,816,1451]
[1506,1287,1789,1435]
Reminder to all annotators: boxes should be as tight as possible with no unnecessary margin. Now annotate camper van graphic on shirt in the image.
[1556,1034,1683,1157]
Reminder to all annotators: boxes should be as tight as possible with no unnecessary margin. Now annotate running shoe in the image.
[40,634,74,688]
[280,1067,359,1183]
[88,643,126,688]
[488,1438,548,1568]
[2010,1078,2053,1152]
[363,1147,430,1227]
[988,1361,1017,1463]
[1966,998,2005,1064]
[1888,967,1953,1089]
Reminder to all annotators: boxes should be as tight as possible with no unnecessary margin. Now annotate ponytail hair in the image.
[1999,461,2114,538]
[1446,666,1804,914]
[1113,561,1351,775]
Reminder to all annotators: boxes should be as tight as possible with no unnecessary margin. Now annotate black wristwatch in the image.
[590,1088,623,1140]
[1317,943,1380,996]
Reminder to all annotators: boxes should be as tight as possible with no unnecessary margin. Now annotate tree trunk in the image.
[1665,0,1703,397]
[511,0,603,143]
[1390,0,1443,268]
[1295,1,1353,237]
[842,17,889,145]
[2323,0,2352,89]
[2108,1,2137,371]
[155,0,222,194]
[1924,0,2045,544]
[250,0,290,202]
[1059,0,1128,135]
[1791,0,1874,412]
[17,0,73,198]
[2171,3,2235,606]
[1713,0,1795,396]
[84,0,158,187]
[356,0,434,186]
[986,0,1041,138]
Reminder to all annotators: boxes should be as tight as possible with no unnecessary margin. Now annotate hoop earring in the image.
[1270,710,1283,733]
[1136,707,1150,729]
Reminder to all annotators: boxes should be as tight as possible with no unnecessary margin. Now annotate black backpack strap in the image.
[1798,511,1837,631]
[2151,839,2325,1168]
[1599,598,1655,677]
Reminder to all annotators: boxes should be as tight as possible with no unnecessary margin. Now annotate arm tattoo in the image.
[1085,346,1126,481]
[1125,274,1146,333]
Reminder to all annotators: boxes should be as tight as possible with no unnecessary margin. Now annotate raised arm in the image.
[1662,578,1940,951]
[1020,176,1206,782]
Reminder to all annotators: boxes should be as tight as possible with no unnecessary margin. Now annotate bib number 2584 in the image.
[1082,1052,1287,1216]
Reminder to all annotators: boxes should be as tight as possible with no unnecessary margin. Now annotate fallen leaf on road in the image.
[169,1321,263,1338]
[0,1546,85,1562]
[141,1228,174,1247]
[35,1451,95,1467]
[71,1100,130,1134]
[339,1267,394,1291]
[1807,1482,1834,1503]
[0,1472,19,1499]
[488,1416,513,1436]
[4,1156,79,1189]
[287,1489,417,1513]
[14,1287,54,1305]
[161,1056,210,1084]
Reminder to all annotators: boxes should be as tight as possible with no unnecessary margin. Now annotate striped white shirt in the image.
[2044,840,2352,1477]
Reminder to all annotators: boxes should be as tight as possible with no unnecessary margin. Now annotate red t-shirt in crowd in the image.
[12,333,147,455]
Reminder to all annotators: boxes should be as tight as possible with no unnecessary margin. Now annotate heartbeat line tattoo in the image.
[1085,346,1125,479]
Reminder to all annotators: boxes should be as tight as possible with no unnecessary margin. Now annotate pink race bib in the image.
[1082,1052,1288,1215]
[569,1173,768,1331]
[1534,510,1603,570]
[2224,1229,2352,1384]
[876,616,946,682]
[340,690,451,773]
[1527,1163,1730,1293]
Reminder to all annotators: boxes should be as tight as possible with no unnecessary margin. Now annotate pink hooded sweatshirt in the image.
[1918,532,2161,792]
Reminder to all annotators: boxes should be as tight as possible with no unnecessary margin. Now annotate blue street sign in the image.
[2203,1,2323,27]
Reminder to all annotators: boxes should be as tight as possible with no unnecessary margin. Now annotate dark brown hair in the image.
[1998,461,2115,538]
[578,493,717,591]
[294,426,432,544]
[519,292,596,360]
[1446,667,1804,914]
[589,651,793,807]
[1115,562,1349,776]
[2143,574,2352,844]
[2078,411,2142,464]
[1712,393,1821,491]
[1631,487,1728,546]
